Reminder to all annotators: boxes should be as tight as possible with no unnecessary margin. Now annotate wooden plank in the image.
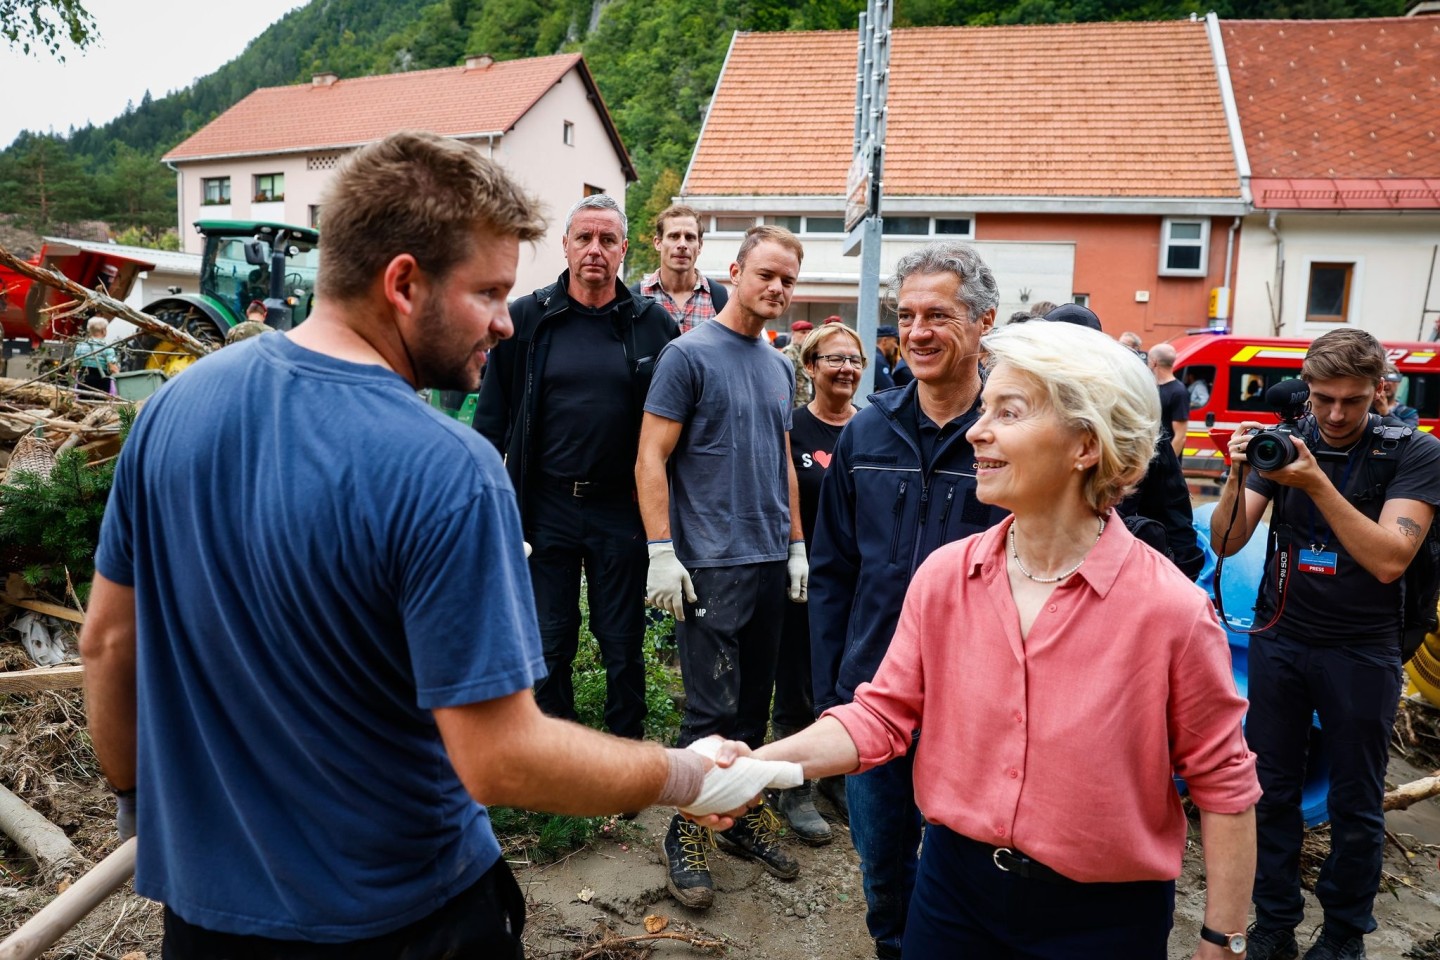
[0,665,84,694]
[0,594,85,624]
[0,838,133,960]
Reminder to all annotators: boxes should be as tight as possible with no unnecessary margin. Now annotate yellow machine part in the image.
[1404,614,1440,706]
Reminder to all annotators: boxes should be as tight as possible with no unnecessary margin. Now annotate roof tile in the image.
[685,22,1239,198]
[165,55,584,161]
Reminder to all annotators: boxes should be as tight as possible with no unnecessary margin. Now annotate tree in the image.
[0,0,95,58]
[0,132,98,233]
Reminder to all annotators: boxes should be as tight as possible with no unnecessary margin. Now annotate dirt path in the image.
[517,758,1440,960]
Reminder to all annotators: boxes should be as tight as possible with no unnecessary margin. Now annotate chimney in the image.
[312,72,338,87]
[465,54,495,70]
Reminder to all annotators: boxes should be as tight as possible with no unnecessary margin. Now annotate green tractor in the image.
[126,219,320,377]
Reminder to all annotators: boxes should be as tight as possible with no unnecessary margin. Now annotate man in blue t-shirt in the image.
[81,132,731,959]
[637,225,809,911]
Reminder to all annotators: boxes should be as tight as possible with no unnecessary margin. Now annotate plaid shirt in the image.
[638,271,720,334]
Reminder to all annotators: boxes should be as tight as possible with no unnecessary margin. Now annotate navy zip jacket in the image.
[809,382,1008,712]
[473,271,678,516]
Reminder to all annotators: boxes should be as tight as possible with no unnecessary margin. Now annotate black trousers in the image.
[1248,630,1402,937]
[162,856,525,960]
[903,827,1174,959]
[79,367,109,393]
[675,560,786,750]
[526,484,648,738]
[771,590,815,732]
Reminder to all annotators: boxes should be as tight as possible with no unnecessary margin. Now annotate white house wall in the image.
[1233,212,1440,343]
[498,68,629,296]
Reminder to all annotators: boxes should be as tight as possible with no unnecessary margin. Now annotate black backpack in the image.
[1358,417,1440,663]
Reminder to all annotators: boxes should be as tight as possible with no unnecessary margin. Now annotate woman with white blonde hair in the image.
[717,321,1261,958]
[75,317,119,395]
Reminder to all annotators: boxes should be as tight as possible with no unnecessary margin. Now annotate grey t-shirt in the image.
[645,320,795,567]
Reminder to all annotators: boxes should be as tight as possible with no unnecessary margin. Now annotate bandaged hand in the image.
[787,540,809,603]
[647,541,696,620]
[678,737,803,817]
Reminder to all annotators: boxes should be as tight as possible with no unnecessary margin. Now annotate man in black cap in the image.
[1044,303,1203,580]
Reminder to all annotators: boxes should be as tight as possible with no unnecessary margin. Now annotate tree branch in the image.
[0,242,210,358]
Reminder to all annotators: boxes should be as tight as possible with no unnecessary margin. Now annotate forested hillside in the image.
[0,0,1409,265]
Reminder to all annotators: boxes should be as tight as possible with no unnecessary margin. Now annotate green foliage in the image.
[573,607,683,742]
[113,225,180,251]
[0,408,135,598]
[0,0,95,59]
[0,132,98,233]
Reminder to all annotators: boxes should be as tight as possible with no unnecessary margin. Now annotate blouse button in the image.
[1007,768,1019,779]
[994,826,1007,838]
[1046,603,1057,613]
[1014,712,1024,724]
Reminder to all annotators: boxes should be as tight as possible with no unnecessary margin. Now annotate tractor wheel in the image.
[123,307,225,378]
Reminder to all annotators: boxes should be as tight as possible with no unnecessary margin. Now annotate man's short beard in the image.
[409,298,482,393]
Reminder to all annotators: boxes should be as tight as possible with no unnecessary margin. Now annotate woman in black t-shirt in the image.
[773,323,866,841]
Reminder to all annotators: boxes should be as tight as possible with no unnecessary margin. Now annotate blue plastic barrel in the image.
[1191,502,1331,828]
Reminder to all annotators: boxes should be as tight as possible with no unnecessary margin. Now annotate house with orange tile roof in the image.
[1221,16,1440,343]
[682,20,1249,343]
[163,53,635,297]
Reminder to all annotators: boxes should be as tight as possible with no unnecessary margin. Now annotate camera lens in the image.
[1247,431,1297,471]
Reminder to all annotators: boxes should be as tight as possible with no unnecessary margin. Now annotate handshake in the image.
[669,737,803,818]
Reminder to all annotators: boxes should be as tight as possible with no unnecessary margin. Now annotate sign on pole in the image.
[843,0,891,402]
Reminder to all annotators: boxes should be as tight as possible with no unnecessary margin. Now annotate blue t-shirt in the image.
[95,333,544,941]
[644,320,794,567]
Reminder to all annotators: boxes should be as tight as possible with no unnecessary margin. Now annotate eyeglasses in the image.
[815,354,867,369]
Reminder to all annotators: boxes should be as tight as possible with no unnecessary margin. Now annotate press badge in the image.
[1297,549,1338,575]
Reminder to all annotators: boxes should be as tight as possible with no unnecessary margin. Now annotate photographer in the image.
[1210,328,1440,960]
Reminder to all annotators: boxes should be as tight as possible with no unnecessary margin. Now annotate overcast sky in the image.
[0,0,307,149]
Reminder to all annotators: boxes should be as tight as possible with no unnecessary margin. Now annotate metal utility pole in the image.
[842,0,892,403]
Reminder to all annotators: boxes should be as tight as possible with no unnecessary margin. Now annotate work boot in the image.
[775,783,832,846]
[718,802,800,879]
[663,813,715,909]
[1303,926,1366,960]
[1247,922,1299,960]
[816,774,848,824]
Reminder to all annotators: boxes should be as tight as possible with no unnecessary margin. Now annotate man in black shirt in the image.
[1211,328,1440,960]
[475,195,678,740]
[1150,342,1191,459]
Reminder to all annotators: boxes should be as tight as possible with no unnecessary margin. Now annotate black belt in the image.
[971,839,1074,885]
[536,474,634,499]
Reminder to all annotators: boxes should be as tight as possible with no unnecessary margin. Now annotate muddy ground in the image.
[2,709,1438,959]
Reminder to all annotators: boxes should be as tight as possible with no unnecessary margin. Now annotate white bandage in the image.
[678,737,805,816]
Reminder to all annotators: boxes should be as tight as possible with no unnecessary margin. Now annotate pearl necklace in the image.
[1008,516,1106,583]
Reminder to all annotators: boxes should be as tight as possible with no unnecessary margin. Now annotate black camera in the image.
[1245,380,1310,471]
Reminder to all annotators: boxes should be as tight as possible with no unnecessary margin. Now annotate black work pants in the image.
[162,856,525,959]
[526,484,647,739]
[675,560,786,750]
[1248,630,1402,937]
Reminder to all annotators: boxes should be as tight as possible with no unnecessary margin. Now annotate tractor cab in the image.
[128,220,320,377]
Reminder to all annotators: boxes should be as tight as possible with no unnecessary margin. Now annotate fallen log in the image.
[0,783,81,875]
[0,838,135,960]
[1383,775,1440,812]
[0,665,84,694]
[0,242,210,358]
[0,379,75,411]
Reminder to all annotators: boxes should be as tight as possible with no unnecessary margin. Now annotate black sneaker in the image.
[1247,922,1299,960]
[718,802,800,879]
[1303,926,1366,960]
[663,813,714,909]
[775,783,832,846]
[816,774,849,825]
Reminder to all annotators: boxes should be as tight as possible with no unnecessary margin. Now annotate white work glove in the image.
[681,737,804,817]
[787,540,809,603]
[646,541,696,621]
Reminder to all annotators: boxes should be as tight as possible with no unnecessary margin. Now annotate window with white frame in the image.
[764,215,802,231]
[880,216,975,238]
[1159,218,1209,276]
[805,216,845,234]
[563,121,574,146]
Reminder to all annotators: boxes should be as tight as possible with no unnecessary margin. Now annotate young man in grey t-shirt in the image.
[637,225,809,911]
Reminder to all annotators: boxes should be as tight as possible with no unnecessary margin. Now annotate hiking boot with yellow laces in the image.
[717,802,800,879]
[663,813,714,909]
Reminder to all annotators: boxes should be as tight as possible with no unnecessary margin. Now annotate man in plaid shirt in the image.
[631,204,728,332]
